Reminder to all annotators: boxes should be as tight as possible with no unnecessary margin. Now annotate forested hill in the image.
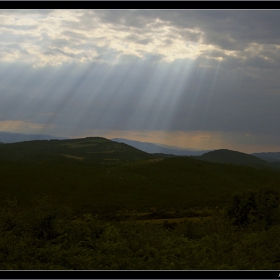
[0,137,154,163]
[192,149,274,169]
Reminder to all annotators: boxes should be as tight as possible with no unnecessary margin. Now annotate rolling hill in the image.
[0,137,154,163]
[193,149,273,169]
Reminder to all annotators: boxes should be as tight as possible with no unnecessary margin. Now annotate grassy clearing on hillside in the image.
[60,154,84,161]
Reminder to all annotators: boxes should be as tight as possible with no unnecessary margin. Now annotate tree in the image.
[226,187,280,230]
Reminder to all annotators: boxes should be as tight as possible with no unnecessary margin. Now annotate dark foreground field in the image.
[1,192,280,270]
[0,137,280,269]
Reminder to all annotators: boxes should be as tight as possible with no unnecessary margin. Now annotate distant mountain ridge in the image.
[192,149,276,169]
[111,138,210,156]
[252,152,280,163]
[0,131,67,143]
[3,131,280,169]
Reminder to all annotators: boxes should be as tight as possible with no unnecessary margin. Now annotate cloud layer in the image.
[0,10,280,152]
[2,10,280,67]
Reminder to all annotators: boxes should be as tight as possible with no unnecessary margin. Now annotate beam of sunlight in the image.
[199,58,223,130]
[123,58,196,139]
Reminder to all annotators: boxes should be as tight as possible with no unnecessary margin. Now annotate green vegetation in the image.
[226,187,280,230]
[0,137,280,269]
[0,194,280,270]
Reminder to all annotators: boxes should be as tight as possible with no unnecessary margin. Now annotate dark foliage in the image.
[0,194,279,269]
[226,187,280,230]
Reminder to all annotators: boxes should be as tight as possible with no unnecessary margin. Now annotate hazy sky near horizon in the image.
[0,9,280,153]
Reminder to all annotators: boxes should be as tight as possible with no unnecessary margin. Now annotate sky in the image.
[0,9,280,153]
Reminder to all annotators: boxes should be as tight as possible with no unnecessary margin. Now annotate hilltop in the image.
[0,137,154,164]
[193,149,274,169]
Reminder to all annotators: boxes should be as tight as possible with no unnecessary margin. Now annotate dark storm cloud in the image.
[248,47,280,70]
[164,10,280,49]
[244,55,275,70]
[92,10,280,51]
[116,10,275,51]
[177,29,202,43]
